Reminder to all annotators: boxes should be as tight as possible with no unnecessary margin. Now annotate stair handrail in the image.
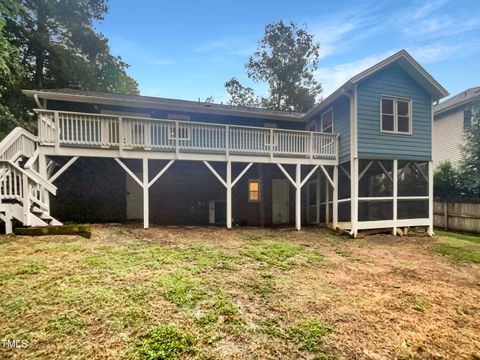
[0,160,57,195]
[0,127,38,161]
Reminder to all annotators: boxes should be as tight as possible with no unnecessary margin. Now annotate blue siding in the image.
[357,63,433,160]
[308,95,351,163]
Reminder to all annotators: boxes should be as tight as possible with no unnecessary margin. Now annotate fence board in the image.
[434,200,480,234]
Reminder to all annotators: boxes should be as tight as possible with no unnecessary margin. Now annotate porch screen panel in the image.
[358,200,393,221]
[398,161,428,196]
[397,200,429,219]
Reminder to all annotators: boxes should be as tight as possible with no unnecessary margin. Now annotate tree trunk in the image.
[33,2,47,88]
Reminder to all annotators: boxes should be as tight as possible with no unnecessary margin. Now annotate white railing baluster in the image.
[33,110,338,160]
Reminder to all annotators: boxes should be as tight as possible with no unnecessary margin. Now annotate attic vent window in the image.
[381,96,412,134]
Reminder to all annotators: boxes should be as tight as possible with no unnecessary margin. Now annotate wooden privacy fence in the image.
[434,199,480,234]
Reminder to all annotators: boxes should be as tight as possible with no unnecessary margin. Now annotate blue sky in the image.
[101,0,480,103]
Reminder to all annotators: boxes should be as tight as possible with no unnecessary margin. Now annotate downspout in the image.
[33,94,45,109]
[342,85,358,237]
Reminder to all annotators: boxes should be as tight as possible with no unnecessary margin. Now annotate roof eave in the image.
[434,97,477,116]
[349,50,449,99]
[22,89,305,123]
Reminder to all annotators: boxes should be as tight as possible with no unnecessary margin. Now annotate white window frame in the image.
[321,108,334,133]
[248,179,261,202]
[380,96,412,135]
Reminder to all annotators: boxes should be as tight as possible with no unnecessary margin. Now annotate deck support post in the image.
[38,152,50,210]
[316,171,321,225]
[143,158,149,229]
[332,165,338,230]
[204,161,253,229]
[226,161,232,229]
[393,159,398,235]
[428,160,434,236]
[325,173,329,227]
[295,164,301,231]
[115,158,173,229]
[350,158,359,238]
[1,208,13,234]
[277,163,320,231]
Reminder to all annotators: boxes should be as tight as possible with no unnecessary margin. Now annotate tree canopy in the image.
[459,96,480,195]
[0,0,138,138]
[434,95,480,199]
[225,21,322,112]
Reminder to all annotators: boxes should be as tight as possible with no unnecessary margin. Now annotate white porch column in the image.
[38,152,50,209]
[226,160,232,229]
[325,174,330,227]
[295,164,301,231]
[393,159,398,235]
[316,171,321,225]
[143,158,149,229]
[428,160,434,236]
[332,165,338,230]
[350,158,359,238]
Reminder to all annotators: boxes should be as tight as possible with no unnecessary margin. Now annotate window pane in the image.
[323,125,333,134]
[382,98,393,114]
[398,116,410,132]
[397,101,409,116]
[382,114,394,131]
[322,110,333,132]
[249,191,259,201]
[249,182,259,191]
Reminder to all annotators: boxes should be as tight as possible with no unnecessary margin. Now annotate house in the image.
[0,50,448,237]
[433,86,479,167]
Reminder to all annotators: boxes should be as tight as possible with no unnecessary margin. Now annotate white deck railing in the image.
[36,110,338,160]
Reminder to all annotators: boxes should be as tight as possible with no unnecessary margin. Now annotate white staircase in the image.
[0,127,61,233]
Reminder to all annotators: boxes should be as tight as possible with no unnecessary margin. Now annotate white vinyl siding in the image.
[433,109,464,167]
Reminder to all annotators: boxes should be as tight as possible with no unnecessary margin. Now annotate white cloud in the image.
[315,51,395,96]
[315,39,480,97]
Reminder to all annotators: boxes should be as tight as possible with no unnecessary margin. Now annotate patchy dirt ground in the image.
[0,225,479,360]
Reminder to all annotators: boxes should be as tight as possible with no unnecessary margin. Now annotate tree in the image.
[459,95,480,196]
[225,78,260,108]
[0,0,26,137]
[0,0,138,138]
[434,161,462,199]
[225,21,322,112]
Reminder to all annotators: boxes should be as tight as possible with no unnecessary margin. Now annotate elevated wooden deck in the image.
[36,110,339,165]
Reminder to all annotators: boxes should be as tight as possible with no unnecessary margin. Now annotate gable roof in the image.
[434,86,480,116]
[23,50,448,124]
[304,49,449,120]
[22,88,304,122]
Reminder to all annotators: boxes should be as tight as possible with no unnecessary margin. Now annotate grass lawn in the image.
[0,225,479,359]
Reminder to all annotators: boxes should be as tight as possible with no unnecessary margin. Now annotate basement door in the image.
[126,172,143,220]
[272,179,289,224]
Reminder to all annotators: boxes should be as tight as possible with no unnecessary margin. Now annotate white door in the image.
[126,172,143,220]
[272,180,289,224]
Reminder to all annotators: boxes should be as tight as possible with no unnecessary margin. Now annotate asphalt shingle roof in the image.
[31,88,304,118]
[434,86,480,114]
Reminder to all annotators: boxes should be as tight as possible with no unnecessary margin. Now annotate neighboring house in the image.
[0,50,448,237]
[433,86,480,167]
